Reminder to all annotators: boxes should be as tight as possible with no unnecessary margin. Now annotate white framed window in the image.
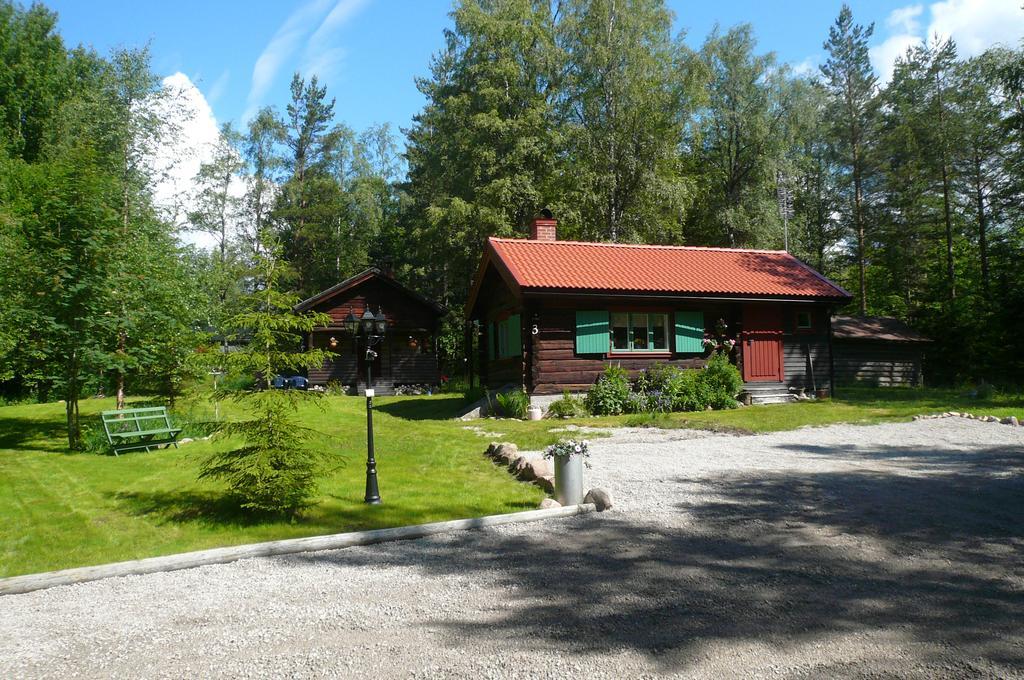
[609,312,669,352]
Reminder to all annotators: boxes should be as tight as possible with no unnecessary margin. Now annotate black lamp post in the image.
[344,306,387,505]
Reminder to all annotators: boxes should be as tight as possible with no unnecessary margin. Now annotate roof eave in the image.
[465,240,523,320]
[520,287,852,304]
[294,267,447,316]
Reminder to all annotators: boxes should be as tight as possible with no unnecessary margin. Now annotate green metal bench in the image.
[101,407,183,456]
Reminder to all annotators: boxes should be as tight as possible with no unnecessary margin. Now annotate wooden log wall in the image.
[307,333,439,394]
[833,340,924,386]
[783,337,832,390]
[524,305,733,395]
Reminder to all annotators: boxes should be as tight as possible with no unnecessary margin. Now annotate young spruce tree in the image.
[199,239,333,516]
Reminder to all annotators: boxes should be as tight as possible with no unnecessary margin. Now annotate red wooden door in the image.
[742,305,784,382]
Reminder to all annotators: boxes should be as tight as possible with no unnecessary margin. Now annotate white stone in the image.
[539,498,561,510]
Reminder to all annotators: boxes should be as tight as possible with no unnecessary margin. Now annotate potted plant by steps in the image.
[544,439,590,506]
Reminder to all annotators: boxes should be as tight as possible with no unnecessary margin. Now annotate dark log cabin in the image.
[296,267,446,395]
[832,315,932,387]
[465,217,852,406]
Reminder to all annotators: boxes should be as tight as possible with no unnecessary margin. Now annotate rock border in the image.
[0,504,597,597]
[912,411,1020,427]
[483,442,613,511]
[485,442,555,494]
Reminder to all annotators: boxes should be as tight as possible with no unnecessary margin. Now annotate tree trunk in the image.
[116,329,127,410]
[940,156,955,301]
[66,350,82,450]
[852,149,867,316]
[974,152,989,294]
[935,68,956,301]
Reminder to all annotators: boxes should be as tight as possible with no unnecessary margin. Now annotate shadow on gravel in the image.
[293,442,1024,674]
[779,440,1024,474]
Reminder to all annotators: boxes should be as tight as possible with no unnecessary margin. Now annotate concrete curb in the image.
[0,503,597,597]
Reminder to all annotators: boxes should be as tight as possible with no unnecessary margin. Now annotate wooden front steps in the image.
[741,382,796,405]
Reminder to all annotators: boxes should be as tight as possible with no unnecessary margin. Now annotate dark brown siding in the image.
[309,276,439,330]
[303,274,441,393]
[526,301,740,395]
[783,338,831,390]
[477,266,526,389]
[471,279,842,396]
[833,340,924,386]
[772,305,832,390]
[308,332,439,394]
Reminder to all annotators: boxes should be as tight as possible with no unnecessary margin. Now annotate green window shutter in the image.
[507,314,521,358]
[674,311,704,353]
[487,322,495,360]
[575,311,609,354]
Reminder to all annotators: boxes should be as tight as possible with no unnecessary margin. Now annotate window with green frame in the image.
[493,314,521,359]
[609,312,669,352]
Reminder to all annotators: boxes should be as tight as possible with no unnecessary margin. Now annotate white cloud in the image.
[928,0,1024,56]
[870,33,922,84]
[242,0,371,121]
[791,57,818,77]
[302,0,370,82]
[206,69,230,105]
[149,73,240,250]
[887,4,924,33]
[871,0,1024,83]
[308,0,369,47]
[244,0,333,121]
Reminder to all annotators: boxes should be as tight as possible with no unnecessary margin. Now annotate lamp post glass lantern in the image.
[349,306,387,504]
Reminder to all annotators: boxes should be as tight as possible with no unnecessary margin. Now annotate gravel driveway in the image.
[2,418,1023,679]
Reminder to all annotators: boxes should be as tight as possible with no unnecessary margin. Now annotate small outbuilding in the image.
[295,267,446,394]
[831,315,931,387]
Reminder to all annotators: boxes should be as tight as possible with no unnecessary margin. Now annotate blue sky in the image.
[46,0,1024,137]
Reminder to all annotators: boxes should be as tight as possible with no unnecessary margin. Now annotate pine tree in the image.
[276,73,345,296]
[405,0,560,306]
[198,238,334,516]
[820,4,878,315]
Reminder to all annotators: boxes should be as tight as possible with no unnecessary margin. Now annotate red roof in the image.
[478,237,850,301]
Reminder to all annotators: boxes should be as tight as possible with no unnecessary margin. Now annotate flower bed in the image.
[583,353,743,416]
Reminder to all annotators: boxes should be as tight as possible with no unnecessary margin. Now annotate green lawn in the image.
[591,385,1024,433]
[1,385,1020,578]
[0,394,562,578]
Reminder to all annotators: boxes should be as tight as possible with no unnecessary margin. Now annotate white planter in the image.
[553,453,584,506]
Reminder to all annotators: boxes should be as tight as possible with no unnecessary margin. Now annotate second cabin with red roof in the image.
[465,214,853,405]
